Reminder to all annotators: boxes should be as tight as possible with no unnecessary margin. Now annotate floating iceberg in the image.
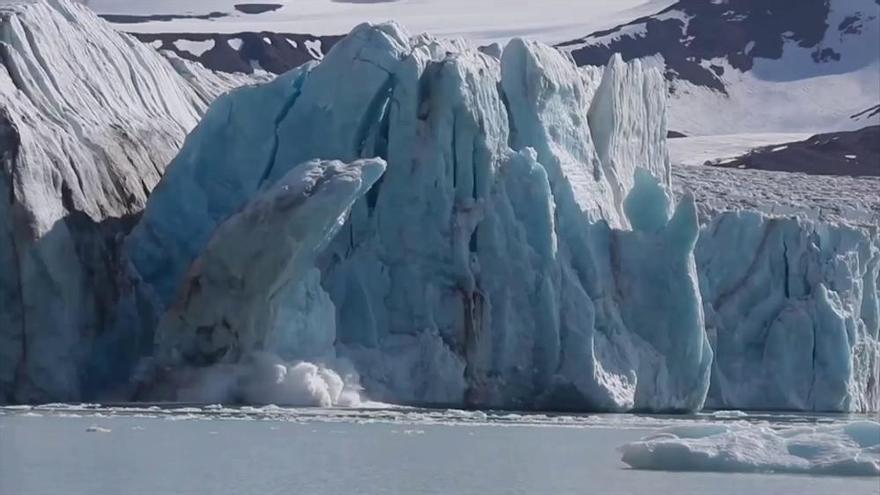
[621,420,880,477]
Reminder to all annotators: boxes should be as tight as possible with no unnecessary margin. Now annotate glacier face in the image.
[699,213,880,412]
[0,0,876,413]
[128,22,713,412]
[0,0,249,403]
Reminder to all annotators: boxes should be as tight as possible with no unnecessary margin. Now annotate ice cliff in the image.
[0,0,249,402]
[0,0,877,413]
[127,23,712,411]
[699,214,879,412]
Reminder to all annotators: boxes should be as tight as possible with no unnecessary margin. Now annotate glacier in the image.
[699,213,880,412]
[0,0,877,413]
[0,0,250,403]
[125,23,713,412]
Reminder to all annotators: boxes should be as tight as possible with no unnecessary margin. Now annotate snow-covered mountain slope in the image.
[133,31,341,75]
[89,0,879,140]
[80,0,675,76]
[83,0,674,45]
[703,126,879,176]
[0,0,249,403]
[558,0,880,135]
[669,133,814,167]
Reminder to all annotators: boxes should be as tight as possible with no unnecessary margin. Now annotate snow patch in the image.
[304,39,323,59]
[173,38,215,56]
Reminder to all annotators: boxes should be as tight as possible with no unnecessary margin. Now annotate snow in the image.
[668,133,812,166]
[304,39,323,59]
[172,38,214,57]
[621,421,880,476]
[665,0,880,135]
[667,59,880,135]
[83,0,677,46]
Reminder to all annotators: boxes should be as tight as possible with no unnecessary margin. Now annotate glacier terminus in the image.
[0,0,877,416]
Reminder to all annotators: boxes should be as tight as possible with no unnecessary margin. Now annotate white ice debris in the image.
[621,421,880,477]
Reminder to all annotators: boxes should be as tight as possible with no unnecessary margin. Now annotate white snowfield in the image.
[83,0,675,46]
[0,1,877,414]
[668,0,880,135]
[621,421,880,477]
[668,133,813,168]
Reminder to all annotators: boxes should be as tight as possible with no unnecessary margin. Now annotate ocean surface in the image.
[0,405,877,495]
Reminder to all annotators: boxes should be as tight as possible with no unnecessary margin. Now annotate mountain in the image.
[90,0,880,139]
[80,0,674,76]
[82,0,672,45]
[705,126,879,176]
[557,0,880,135]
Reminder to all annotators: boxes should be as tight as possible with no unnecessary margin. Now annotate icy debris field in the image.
[673,164,880,225]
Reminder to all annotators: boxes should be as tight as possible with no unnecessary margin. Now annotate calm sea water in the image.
[0,406,876,495]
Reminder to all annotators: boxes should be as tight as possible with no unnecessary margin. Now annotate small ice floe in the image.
[845,155,857,160]
[620,421,880,477]
[710,410,748,418]
[86,425,111,433]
